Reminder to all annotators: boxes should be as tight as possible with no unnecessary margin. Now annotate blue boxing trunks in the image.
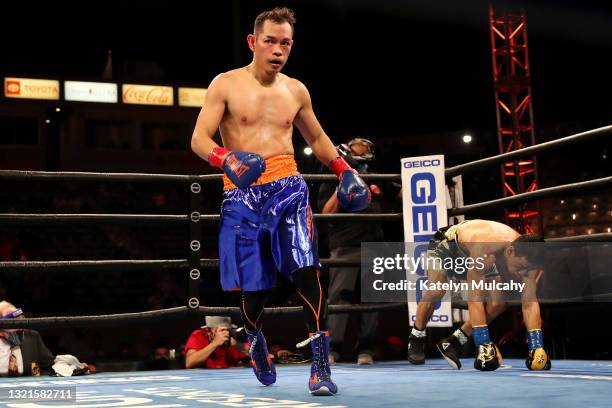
[219,155,319,291]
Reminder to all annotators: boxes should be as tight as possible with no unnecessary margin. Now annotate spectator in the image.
[0,301,54,376]
[184,316,249,369]
[144,337,182,371]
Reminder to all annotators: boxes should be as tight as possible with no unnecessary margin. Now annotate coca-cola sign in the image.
[122,84,173,106]
[4,77,60,100]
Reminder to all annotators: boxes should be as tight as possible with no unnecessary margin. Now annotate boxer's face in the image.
[504,246,531,277]
[248,21,293,74]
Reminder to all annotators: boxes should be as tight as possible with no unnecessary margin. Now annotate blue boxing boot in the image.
[245,327,276,386]
[299,331,338,396]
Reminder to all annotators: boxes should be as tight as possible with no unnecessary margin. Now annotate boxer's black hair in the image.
[254,7,296,35]
[513,233,545,266]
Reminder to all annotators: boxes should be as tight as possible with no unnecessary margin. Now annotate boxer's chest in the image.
[226,84,300,128]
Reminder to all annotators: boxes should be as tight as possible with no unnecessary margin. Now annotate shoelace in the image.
[249,335,258,355]
[313,337,331,381]
[297,333,330,381]
[296,332,321,349]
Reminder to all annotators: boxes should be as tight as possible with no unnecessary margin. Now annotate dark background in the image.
[4,0,612,139]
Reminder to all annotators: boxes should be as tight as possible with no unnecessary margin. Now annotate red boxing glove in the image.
[329,156,354,177]
[208,146,230,169]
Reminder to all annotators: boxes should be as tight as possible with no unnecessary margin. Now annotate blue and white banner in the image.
[401,155,452,327]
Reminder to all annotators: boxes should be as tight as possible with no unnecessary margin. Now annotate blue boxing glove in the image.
[329,156,371,212]
[209,147,265,189]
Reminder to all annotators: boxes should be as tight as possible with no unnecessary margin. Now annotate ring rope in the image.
[2,174,608,225]
[0,214,190,224]
[448,176,612,216]
[0,257,372,272]
[1,126,608,183]
[0,170,398,183]
[0,213,403,224]
[3,292,610,330]
[445,125,612,177]
[0,303,407,330]
[1,233,609,272]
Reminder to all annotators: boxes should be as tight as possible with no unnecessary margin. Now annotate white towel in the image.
[52,354,87,377]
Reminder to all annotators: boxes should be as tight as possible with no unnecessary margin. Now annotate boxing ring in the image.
[0,360,611,407]
[1,125,611,407]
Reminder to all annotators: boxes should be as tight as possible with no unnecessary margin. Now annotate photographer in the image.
[184,316,250,369]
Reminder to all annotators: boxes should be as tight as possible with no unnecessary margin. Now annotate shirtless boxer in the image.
[406,219,551,371]
[190,7,369,395]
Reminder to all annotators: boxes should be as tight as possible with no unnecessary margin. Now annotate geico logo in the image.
[410,172,436,204]
[410,172,438,234]
[404,159,441,168]
[411,314,448,322]
[411,204,438,234]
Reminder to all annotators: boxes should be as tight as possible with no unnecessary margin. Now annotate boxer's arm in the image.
[293,81,369,210]
[521,270,550,370]
[191,74,228,162]
[465,245,494,327]
[521,271,542,331]
[293,81,338,166]
[467,269,487,327]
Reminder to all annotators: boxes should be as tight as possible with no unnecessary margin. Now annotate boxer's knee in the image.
[422,289,446,302]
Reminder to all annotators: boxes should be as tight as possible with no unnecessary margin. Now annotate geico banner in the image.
[4,77,60,100]
[401,155,452,327]
[122,84,173,106]
[65,81,118,103]
[178,87,207,107]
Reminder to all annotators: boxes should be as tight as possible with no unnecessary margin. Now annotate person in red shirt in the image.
[184,316,249,369]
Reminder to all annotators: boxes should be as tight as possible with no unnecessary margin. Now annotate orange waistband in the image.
[223,154,299,190]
